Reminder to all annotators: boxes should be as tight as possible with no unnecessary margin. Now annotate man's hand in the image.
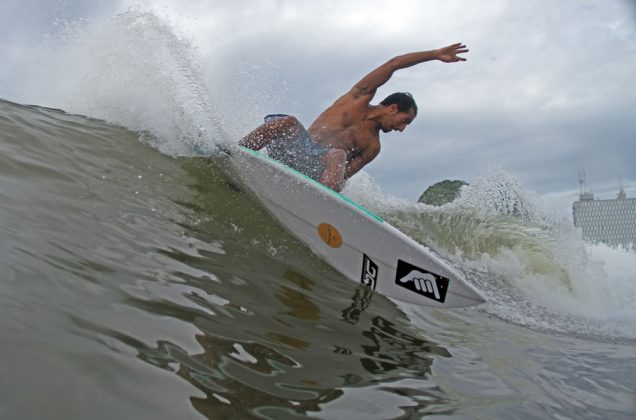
[436,43,468,63]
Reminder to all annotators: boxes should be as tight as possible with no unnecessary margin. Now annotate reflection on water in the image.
[80,252,453,418]
[209,272,444,417]
[341,285,375,325]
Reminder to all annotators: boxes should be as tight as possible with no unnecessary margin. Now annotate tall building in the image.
[572,174,636,247]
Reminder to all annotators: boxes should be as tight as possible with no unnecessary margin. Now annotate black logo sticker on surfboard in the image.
[395,259,449,303]
[361,254,378,290]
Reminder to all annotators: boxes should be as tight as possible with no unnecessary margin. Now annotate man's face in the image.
[383,108,416,133]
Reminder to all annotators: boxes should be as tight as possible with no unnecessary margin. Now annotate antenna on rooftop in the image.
[578,169,594,201]
[618,173,626,199]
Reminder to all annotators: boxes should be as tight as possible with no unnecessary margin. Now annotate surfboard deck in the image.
[224,145,485,308]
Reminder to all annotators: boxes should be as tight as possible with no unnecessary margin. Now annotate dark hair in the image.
[380,92,418,116]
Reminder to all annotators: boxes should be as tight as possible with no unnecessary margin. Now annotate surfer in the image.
[239,43,468,191]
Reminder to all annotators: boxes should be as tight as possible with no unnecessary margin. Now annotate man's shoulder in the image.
[332,89,374,107]
[323,95,371,123]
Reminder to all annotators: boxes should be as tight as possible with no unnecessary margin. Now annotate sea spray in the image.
[345,168,636,340]
[21,9,226,155]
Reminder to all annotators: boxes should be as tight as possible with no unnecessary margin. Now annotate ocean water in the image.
[1,10,635,420]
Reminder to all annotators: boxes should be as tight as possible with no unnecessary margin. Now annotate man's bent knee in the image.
[272,116,302,138]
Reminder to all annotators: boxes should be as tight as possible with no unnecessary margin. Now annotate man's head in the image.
[380,92,418,133]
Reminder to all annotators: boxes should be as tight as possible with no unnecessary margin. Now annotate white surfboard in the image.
[226,145,485,308]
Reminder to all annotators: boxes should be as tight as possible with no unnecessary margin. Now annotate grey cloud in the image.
[1,0,634,210]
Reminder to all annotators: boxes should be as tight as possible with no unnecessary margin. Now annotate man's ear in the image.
[388,103,398,114]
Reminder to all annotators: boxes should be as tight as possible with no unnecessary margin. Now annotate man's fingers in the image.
[440,43,468,62]
[453,45,468,61]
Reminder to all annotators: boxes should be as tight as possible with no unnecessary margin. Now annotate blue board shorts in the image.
[264,114,329,181]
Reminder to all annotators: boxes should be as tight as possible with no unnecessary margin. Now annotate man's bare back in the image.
[240,43,468,191]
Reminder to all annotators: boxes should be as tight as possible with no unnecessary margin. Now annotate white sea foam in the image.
[348,168,636,340]
[19,9,236,155]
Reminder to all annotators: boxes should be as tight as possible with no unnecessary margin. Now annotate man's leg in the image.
[239,116,302,150]
[319,149,347,192]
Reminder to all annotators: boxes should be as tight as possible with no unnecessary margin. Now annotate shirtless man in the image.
[239,43,468,191]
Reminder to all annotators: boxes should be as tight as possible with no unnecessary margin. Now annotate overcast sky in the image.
[2,0,635,209]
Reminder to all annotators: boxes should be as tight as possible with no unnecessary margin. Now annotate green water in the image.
[1,98,634,419]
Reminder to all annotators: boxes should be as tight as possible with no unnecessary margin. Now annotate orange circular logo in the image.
[317,223,342,248]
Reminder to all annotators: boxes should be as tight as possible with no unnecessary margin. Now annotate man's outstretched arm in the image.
[349,43,468,99]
